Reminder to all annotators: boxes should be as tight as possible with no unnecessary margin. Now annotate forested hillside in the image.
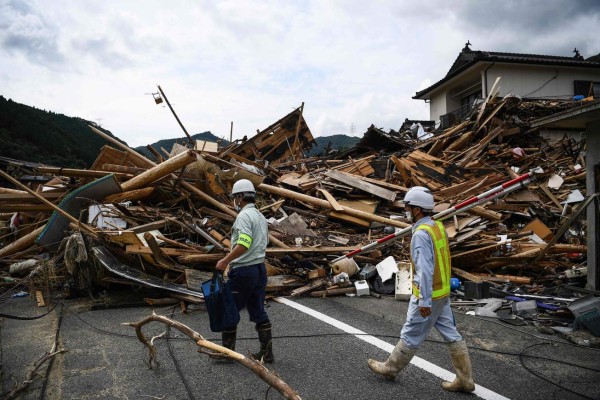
[0,96,124,168]
[308,134,360,156]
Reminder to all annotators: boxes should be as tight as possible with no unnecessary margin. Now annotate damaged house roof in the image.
[414,47,600,100]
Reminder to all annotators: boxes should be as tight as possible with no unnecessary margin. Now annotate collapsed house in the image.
[1,95,599,342]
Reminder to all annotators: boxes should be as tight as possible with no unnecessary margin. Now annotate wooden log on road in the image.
[124,312,302,400]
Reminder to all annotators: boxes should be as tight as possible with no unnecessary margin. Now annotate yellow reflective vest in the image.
[411,220,451,300]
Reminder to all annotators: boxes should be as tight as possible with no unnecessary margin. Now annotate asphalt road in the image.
[1,292,599,400]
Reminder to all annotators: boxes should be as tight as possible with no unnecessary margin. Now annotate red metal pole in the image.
[331,171,535,263]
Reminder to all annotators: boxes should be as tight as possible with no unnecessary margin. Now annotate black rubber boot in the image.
[252,322,274,363]
[222,328,237,351]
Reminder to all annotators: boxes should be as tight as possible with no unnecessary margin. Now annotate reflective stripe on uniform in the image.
[411,220,451,300]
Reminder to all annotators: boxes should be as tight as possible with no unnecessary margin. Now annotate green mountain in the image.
[308,134,360,156]
[136,132,359,159]
[134,132,225,161]
[0,95,123,168]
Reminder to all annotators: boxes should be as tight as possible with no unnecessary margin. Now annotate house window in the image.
[461,91,482,107]
[574,80,600,98]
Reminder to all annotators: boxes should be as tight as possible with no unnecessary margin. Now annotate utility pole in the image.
[156,85,195,147]
[230,121,233,143]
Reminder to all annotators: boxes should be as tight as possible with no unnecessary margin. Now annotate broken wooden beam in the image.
[0,226,44,259]
[120,150,198,192]
[324,170,397,201]
[258,183,409,228]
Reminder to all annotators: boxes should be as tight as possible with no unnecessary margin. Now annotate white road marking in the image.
[276,297,510,400]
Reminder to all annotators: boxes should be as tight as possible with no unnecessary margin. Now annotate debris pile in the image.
[1,99,598,340]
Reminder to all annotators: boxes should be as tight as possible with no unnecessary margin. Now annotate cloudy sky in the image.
[1,0,599,147]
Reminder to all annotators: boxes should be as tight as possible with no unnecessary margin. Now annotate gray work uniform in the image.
[400,216,462,349]
[226,202,270,326]
[230,203,268,268]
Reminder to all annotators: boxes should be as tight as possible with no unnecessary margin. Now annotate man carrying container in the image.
[215,179,274,363]
[367,186,475,392]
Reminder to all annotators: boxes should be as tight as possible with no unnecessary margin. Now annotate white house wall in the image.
[485,64,600,99]
[427,63,600,123]
[429,92,448,123]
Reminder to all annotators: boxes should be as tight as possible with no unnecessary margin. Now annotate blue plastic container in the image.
[450,278,461,291]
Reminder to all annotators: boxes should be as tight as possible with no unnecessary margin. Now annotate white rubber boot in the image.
[442,340,475,392]
[367,340,416,381]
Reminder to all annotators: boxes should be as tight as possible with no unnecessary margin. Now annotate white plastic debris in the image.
[547,174,564,190]
[376,256,398,282]
[561,189,585,204]
[88,204,127,230]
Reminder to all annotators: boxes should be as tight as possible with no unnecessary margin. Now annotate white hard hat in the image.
[231,179,256,195]
[403,186,434,210]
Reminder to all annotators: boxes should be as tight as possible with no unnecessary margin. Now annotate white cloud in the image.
[1,0,599,147]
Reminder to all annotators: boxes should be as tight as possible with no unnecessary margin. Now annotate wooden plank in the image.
[125,245,203,257]
[521,218,553,241]
[451,267,484,283]
[0,192,63,201]
[459,126,504,167]
[277,172,316,188]
[329,198,378,228]
[446,130,475,152]
[457,217,479,231]
[467,206,502,221]
[290,277,328,296]
[538,183,562,208]
[427,138,447,156]
[144,232,185,271]
[266,275,305,292]
[390,154,410,183]
[473,77,501,129]
[317,189,344,211]
[470,273,531,285]
[38,166,132,180]
[345,174,408,193]
[35,290,46,307]
[259,199,285,213]
[104,187,155,203]
[208,229,232,248]
[324,170,396,201]
[130,219,169,234]
[453,228,484,243]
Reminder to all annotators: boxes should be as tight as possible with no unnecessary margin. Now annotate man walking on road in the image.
[367,186,475,392]
[216,179,274,363]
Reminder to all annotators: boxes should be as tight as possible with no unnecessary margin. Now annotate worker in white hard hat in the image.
[215,179,273,363]
[367,186,475,392]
